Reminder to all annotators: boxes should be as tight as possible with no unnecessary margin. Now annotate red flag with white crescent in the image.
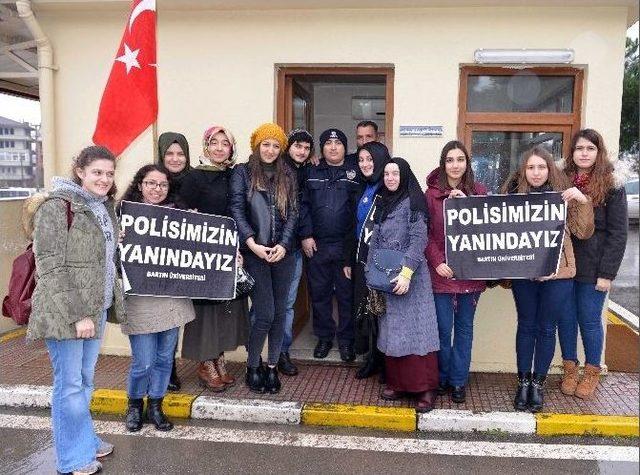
[93,0,157,157]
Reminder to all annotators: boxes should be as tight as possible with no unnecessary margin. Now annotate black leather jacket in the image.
[229,163,298,252]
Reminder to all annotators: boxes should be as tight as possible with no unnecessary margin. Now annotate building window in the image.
[458,66,583,193]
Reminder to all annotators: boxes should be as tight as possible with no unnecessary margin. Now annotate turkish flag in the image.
[93,0,157,157]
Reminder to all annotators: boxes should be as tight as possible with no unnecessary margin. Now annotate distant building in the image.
[0,116,41,188]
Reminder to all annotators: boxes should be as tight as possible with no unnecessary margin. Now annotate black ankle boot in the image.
[451,385,466,403]
[265,366,282,394]
[528,373,546,413]
[514,372,531,411]
[355,349,382,379]
[167,359,181,392]
[277,352,298,376]
[125,398,144,432]
[245,366,265,393]
[147,397,173,431]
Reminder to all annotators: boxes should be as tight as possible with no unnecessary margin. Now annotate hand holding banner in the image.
[119,201,238,300]
[444,192,566,279]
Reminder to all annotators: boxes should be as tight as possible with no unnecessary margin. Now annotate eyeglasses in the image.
[142,180,169,190]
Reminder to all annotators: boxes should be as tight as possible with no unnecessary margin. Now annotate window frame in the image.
[458,65,584,161]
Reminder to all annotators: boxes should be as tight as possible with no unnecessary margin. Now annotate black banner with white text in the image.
[119,201,238,299]
[444,192,566,279]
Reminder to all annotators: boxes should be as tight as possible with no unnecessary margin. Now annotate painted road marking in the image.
[0,414,637,463]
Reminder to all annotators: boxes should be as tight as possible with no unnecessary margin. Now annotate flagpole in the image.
[151,0,158,160]
[152,121,158,160]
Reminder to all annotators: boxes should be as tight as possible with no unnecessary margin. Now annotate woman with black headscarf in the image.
[367,157,440,412]
[343,141,391,380]
[157,132,192,195]
[156,132,192,391]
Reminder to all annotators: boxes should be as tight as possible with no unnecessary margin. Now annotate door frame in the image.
[275,65,395,151]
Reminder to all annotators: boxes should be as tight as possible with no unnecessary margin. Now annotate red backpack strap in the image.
[65,200,74,229]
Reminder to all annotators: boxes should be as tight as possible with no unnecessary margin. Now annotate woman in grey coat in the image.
[119,164,195,433]
[368,157,439,412]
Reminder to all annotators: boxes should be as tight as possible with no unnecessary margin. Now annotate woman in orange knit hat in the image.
[229,123,298,394]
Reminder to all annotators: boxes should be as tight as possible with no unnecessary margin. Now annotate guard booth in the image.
[1,0,637,372]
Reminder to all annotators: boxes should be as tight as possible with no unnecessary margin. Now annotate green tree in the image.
[619,37,639,171]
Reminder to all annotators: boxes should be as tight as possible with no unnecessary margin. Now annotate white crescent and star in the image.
[116,43,141,74]
[114,0,156,74]
[129,0,156,31]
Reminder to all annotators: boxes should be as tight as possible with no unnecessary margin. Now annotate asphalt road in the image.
[0,410,637,475]
[609,224,639,316]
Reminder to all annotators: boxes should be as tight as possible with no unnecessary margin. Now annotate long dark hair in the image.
[501,146,568,193]
[564,128,614,206]
[438,140,476,195]
[120,164,186,208]
[71,145,117,197]
[248,152,297,218]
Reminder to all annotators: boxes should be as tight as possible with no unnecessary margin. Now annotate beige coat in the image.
[555,199,595,280]
[121,295,195,335]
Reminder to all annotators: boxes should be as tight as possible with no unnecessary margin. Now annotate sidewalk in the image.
[1,330,638,436]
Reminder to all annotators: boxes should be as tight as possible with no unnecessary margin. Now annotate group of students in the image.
[25,121,627,474]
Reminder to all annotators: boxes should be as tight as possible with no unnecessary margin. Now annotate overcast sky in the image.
[0,21,638,126]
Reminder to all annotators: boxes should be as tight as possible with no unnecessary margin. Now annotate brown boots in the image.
[560,361,601,399]
[215,354,235,386]
[197,354,235,392]
[197,361,226,392]
[560,360,580,395]
[575,364,601,399]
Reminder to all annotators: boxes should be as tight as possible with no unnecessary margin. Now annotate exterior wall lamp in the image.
[473,49,575,64]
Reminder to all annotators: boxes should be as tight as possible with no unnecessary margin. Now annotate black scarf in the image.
[357,141,391,184]
[377,157,428,222]
[157,132,192,182]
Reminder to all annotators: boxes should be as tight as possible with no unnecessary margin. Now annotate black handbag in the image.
[235,266,255,298]
[365,249,404,293]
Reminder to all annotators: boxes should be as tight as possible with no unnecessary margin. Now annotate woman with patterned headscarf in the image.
[178,125,249,393]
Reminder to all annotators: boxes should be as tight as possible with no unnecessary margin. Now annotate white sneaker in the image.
[96,440,114,458]
[72,460,102,475]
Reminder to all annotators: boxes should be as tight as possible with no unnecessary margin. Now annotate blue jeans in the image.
[434,292,480,387]
[282,249,303,353]
[127,327,180,399]
[557,281,607,366]
[512,279,574,375]
[45,311,107,473]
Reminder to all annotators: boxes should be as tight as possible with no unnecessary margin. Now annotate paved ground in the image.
[1,335,638,416]
[610,224,639,316]
[0,409,637,475]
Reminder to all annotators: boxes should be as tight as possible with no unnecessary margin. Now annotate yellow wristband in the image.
[400,266,414,280]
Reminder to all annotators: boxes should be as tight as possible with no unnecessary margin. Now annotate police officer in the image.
[300,128,361,361]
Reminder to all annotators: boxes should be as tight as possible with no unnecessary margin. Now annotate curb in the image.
[0,327,27,344]
[302,403,416,432]
[418,409,536,434]
[0,384,637,437]
[536,413,640,437]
